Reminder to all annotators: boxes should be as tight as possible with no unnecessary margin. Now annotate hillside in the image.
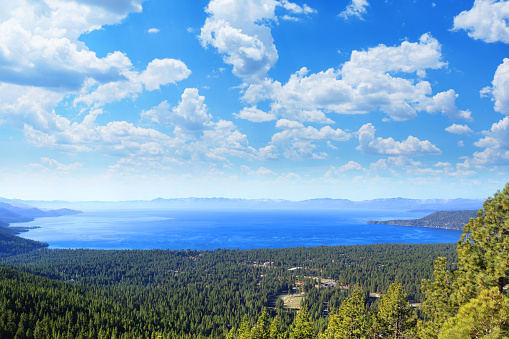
[368,210,478,230]
[0,201,82,226]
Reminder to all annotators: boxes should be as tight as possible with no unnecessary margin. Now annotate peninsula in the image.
[368,210,478,230]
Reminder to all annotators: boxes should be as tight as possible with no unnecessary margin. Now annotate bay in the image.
[13,209,463,250]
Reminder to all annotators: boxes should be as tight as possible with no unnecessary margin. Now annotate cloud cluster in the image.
[339,0,369,20]
[199,0,315,82]
[453,0,509,43]
[471,116,509,165]
[445,124,473,134]
[271,119,351,159]
[357,123,441,155]
[142,88,211,137]
[240,34,469,123]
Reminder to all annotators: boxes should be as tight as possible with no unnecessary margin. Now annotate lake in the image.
[14,209,463,250]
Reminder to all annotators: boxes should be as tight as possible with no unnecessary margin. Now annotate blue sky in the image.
[1,0,509,201]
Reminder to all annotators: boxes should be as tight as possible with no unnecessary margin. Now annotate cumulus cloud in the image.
[147,28,160,34]
[453,0,509,43]
[73,58,191,107]
[199,0,315,81]
[357,123,441,155]
[31,157,83,172]
[471,116,509,164]
[271,120,351,159]
[242,34,467,122]
[339,0,369,20]
[445,124,473,134]
[234,106,276,122]
[241,165,276,176]
[482,58,509,114]
[0,0,146,91]
[142,88,211,137]
[420,90,472,121]
[0,0,192,160]
[138,59,191,91]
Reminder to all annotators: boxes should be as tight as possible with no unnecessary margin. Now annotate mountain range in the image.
[0,196,484,212]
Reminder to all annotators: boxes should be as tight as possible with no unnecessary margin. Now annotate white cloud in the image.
[142,88,210,137]
[199,0,279,81]
[171,88,211,135]
[74,59,191,107]
[241,165,276,176]
[141,88,211,139]
[138,58,191,91]
[324,161,366,177]
[339,0,369,20]
[243,34,465,122]
[234,106,276,122]
[280,0,316,14]
[338,161,365,172]
[0,1,143,91]
[471,116,509,164]
[445,124,473,134]
[275,119,305,129]
[271,122,351,159]
[482,58,509,114]
[31,157,83,172]
[420,90,472,121]
[453,0,509,43]
[357,123,441,155]
[147,28,160,34]
[199,0,315,81]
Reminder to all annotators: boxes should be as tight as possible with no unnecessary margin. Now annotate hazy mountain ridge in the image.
[0,196,484,211]
[0,201,82,227]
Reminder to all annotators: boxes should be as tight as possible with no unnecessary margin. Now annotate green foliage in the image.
[369,210,478,230]
[0,233,458,338]
[457,184,509,299]
[419,183,509,338]
[418,257,457,339]
[371,281,417,339]
[0,231,47,257]
[289,307,315,339]
[319,288,368,339]
[269,316,286,339]
[438,288,509,339]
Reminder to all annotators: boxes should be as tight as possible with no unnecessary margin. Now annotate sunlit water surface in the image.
[14,209,462,250]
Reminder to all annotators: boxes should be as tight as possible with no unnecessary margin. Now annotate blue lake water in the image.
[14,209,463,250]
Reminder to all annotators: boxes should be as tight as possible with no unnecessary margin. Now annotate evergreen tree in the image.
[418,258,457,339]
[269,315,286,339]
[438,287,509,338]
[456,183,509,300]
[289,307,315,339]
[251,309,271,339]
[373,281,416,339]
[320,287,368,339]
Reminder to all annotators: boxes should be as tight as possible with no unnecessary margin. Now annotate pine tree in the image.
[251,309,271,339]
[290,307,315,339]
[418,257,457,339]
[456,183,509,301]
[269,315,285,339]
[320,287,368,339]
[373,281,416,339]
[438,287,509,338]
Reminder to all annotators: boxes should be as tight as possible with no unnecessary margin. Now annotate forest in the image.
[0,183,508,338]
[368,210,478,230]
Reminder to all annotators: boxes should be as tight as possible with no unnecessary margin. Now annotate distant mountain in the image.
[0,201,82,226]
[0,196,484,212]
[368,210,479,230]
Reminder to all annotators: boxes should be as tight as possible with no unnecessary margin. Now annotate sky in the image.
[0,0,509,201]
